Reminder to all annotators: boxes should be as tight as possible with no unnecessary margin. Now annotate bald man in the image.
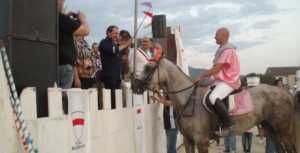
[194,27,241,136]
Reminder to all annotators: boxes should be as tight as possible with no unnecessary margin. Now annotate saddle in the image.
[203,86,243,114]
[203,86,254,118]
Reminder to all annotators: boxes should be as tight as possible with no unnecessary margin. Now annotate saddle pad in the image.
[229,90,254,116]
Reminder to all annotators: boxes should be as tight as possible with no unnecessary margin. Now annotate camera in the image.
[69,12,79,20]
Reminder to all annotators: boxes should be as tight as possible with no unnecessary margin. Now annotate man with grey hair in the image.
[129,37,153,79]
[194,27,241,136]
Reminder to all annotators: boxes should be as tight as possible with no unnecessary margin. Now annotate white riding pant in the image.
[209,82,234,105]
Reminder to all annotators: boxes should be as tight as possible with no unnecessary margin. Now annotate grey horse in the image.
[132,57,299,153]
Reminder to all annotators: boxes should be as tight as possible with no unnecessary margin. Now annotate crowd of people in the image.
[58,0,163,109]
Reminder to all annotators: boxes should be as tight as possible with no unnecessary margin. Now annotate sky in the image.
[65,0,300,75]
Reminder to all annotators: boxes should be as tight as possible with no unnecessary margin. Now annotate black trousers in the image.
[80,77,96,89]
[102,79,121,109]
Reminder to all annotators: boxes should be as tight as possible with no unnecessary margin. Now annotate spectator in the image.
[118,30,132,81]
[99,25,131,108]
[58,0,90,89]
[242,128,254,153]
[91,42,104,109]
[118,30,132,107]
[224,135,236,153]
[151,94,178,153]
[128,37,153,79]
[58,0,89,114]
[75,36,96,89]
[99,25,122,89]
[240,77,254,153]
[91,42,102,82]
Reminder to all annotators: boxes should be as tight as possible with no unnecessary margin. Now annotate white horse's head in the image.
[132,58,169,93]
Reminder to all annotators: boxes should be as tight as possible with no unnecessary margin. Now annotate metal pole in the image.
[133,0,138,77]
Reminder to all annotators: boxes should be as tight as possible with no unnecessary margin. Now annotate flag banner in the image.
[143,11,153,18]
[68,89,89,153]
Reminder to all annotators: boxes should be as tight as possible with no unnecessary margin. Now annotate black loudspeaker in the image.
[152,15,167,38]
[0,0,58,117]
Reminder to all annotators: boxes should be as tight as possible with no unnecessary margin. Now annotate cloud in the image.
[151,0,281,53]
[65,0,300,73]
[250,20,279,30]
[234,41,265,50]
[66,0,280,48]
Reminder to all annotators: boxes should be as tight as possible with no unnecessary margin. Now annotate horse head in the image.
[131,58,169,94]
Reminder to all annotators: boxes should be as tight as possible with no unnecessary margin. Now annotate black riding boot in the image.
[214,98,235,136]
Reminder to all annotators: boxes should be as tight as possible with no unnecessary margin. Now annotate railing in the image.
[0,84,183,153]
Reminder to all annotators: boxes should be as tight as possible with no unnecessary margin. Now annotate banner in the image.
[68,89,89,153]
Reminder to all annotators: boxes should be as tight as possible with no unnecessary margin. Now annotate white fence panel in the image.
[20,87,37,120]
[48,88,63,118]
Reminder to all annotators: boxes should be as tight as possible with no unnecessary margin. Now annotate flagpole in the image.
[136,15,146,36]
[133,0,138,78]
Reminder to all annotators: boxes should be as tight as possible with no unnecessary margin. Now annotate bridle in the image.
[138,57,196,95]
[136,57,200,118]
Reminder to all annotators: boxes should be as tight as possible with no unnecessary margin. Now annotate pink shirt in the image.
[214,48,241,89]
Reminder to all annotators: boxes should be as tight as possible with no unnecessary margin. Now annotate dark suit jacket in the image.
[99,37,121,88]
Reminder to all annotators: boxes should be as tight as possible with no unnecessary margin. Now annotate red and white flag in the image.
[143,11,153,18]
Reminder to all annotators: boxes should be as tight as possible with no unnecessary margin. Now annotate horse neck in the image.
[165,63,195,107]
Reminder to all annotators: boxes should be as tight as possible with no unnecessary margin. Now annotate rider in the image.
[194,27,241,135]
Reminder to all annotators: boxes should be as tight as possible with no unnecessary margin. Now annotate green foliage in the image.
[260,73,276,85]
[245,73,276,85]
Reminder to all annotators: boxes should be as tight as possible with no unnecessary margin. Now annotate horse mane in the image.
[161,58,211,87]
[161,57,193,82]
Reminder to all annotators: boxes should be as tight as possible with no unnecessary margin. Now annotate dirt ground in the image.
[178,134,267,153]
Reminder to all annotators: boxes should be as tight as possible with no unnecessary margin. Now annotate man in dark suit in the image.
[99,25,130,109]
[99,25,121,89]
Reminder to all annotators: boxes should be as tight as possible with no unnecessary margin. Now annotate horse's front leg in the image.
[184,137,195,153]
[196,137,209,153]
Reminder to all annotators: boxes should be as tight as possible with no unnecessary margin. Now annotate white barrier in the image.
[103,89,112,110]
[20,87,37,120]
[0,84,183,153]
[48,88,63,118]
